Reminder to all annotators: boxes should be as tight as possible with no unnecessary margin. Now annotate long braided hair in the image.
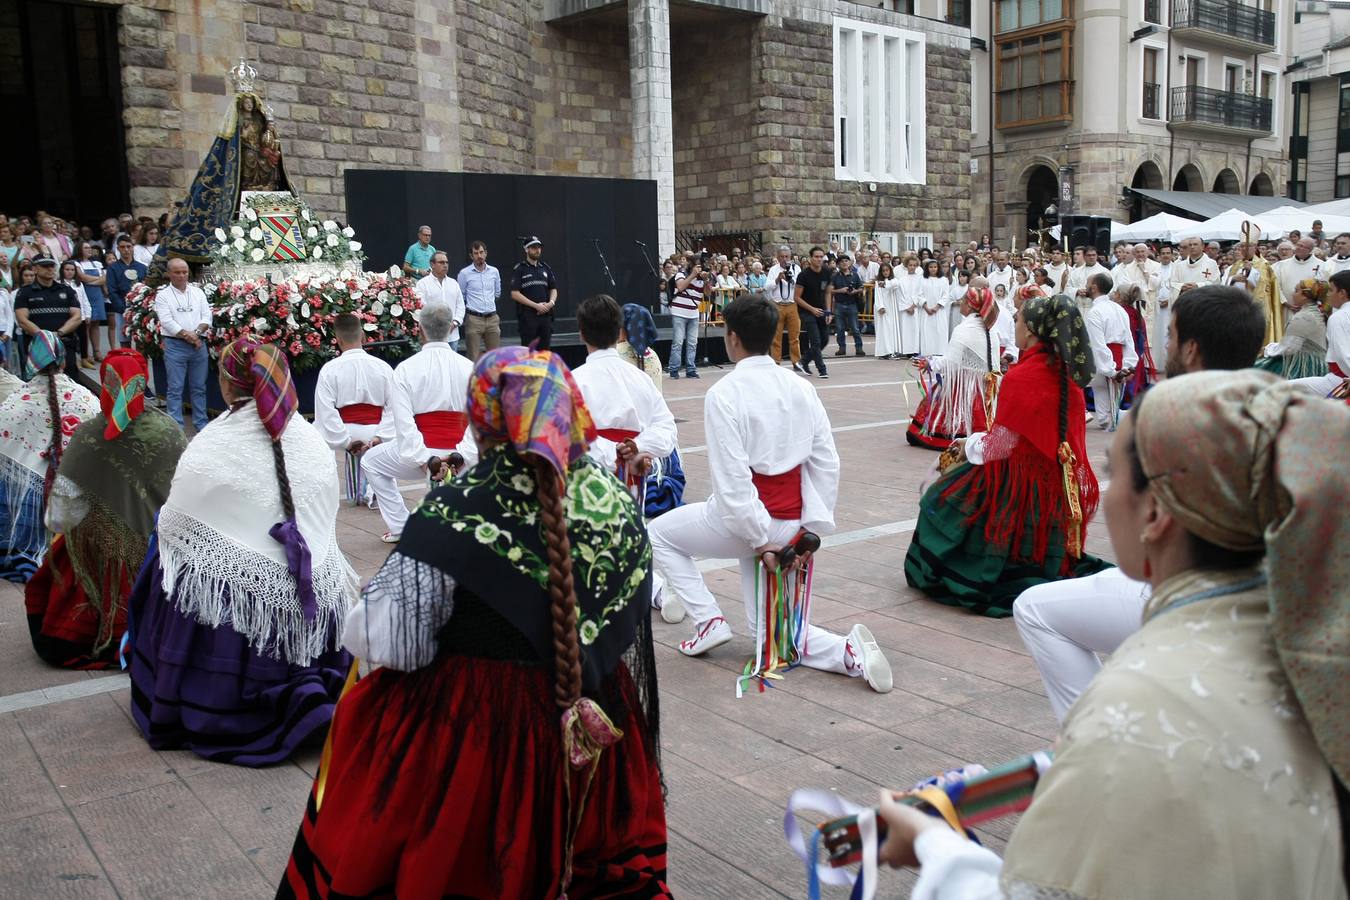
[41,362,62,500]
[534,456,582,709]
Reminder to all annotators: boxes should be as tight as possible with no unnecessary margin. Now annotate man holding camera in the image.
[668,257,707,379]
[829,253,865,357]
[765,245,802,370]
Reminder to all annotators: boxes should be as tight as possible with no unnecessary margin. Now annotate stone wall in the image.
[533,25,633,177]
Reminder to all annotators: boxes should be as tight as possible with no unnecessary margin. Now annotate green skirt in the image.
[1253,351,1328,382]
[904,462,1112,617]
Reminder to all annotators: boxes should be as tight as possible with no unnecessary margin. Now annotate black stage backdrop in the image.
[344,171,661,343]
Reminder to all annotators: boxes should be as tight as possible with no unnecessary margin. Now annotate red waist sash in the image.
[596,428,640,444]
[1331,362,1346,378]
[751,465,803,520]
[1108,343,1124,368]
[414,411,468,448]
[338,403,383,425]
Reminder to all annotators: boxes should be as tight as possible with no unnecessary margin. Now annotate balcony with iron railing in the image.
[1168,85,1272,137]
[1142,82,1162,120]
[1170,0,1276,53]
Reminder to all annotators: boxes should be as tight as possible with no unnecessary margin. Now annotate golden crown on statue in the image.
[229,57,258,94]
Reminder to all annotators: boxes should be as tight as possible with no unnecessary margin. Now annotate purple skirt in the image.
[127,538,351,767]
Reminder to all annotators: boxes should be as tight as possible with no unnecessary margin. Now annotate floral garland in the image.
[123,266,424,372]
[211,203,363,268]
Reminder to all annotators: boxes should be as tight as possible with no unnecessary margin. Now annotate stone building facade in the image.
[27,0,972,255]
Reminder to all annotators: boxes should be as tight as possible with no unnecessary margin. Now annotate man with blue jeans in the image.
[829,254,865,357]
[668,261,706,379]
[152,258,212,432]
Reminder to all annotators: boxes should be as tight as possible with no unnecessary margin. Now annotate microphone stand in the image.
[592,239,617,292]
[635,240,661,312]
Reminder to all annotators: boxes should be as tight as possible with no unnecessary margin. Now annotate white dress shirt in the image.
[388,342,477,467]
[1168,255,1219,292]
[703,355,839,547]
[313,348,396,451]
[1327,304,1350,374]
[415,275,466,342]
[764,263,800,304]
[1115,260,1160,305]
[1085,296,1138,376]
[572,348,678,470]
[152,283,211,337]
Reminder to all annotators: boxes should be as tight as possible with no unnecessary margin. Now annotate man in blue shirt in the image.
[106,235,148,349]
[455,240,501,361]
[403,225,436,279]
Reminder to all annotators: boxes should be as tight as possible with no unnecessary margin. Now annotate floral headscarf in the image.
[219,338,298,441]
[26,330,64,376]
[99,349,148,441]
[622,303,659,364]
[1134,370,1350,787]
[468,346,595,477]
[1021,294,1095,388]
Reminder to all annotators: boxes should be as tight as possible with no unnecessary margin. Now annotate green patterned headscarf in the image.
[1021,294,1095,388]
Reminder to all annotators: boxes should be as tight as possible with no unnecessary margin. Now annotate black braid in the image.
[43,367,61,497]
[1057,356,1070,447]
[270,438,297,522]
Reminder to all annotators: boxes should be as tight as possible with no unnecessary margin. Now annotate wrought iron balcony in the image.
[1142,82,1162,120]
[1168,85,1272,137]
[1171,0,1275,52]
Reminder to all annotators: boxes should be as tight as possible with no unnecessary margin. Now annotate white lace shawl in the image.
[929,315,993,436]
[157,402,358,664]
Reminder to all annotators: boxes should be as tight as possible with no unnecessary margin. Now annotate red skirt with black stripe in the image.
[278,656,669,899]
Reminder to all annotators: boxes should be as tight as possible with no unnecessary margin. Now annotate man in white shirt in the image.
[1013,284,1267,723]
[359,303,478,542]
[416,252,465,346]
[313,313,396,506]
[855,248,880,284]
[1153,244,1174,371]
[985,250,1015,298]
[1083,272,1136,431]
[1293,269,1350,398]
[152,258,212,432]
[1168,237,1219,301]
[1063,246,1109,305]
[650,294,892,693]
[764,245,803,370]
[1324,233,1350,277]
[1042,247,1069,294]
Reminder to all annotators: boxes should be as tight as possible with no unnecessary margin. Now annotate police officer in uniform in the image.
[509,236,558,350]
[13,255,87,384]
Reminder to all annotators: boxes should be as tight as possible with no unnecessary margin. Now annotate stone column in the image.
[628,0,676,254]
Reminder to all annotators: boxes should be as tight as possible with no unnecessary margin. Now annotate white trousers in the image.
[337,423,381,503]
[1012,567,1150,723]
[648,501,852,675]
[1089,374,1119,428]
[1290,372,1340,397]
[361,441,454,535]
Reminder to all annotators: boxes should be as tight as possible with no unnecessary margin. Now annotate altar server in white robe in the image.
[1293,268,1350,399]
[1064,246,1110,307]
[919,260,950,357]
[870,263,903,359]
[415,252,465,345]
[650,294,892,693]
[1153,244,1175,371]
[1084,272,1137,431]
[1043,247,1069,294]
[359,303,477,542]
[312,313,395,506]
[895,255,923,355]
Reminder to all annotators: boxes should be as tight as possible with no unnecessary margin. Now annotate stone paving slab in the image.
[0,345,1118,898]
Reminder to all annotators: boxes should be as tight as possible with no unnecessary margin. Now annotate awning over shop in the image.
[1127,189,1303,219]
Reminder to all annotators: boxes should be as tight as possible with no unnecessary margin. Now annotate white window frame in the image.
[827,231,902,256]
[1139,41,1166,122]
[903,232,934,253]
[833,16,927,185]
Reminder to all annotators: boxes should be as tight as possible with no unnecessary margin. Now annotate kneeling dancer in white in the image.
[650,293,892,693]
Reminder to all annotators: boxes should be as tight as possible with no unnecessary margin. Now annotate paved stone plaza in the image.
[0,344,1117,898]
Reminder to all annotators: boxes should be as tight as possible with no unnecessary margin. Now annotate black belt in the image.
[466,309,497,318]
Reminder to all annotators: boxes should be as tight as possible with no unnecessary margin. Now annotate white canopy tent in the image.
[1169,209,1280,243]
[1258,205,1350,237]
[1300,198,1350,218]
[1113,212,1199,243]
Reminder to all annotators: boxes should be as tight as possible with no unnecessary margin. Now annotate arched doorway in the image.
[1172,164,1203,192]
[1129,161,1164,221]
[1250,172,1275,196]
[1024,165,1059,248]
[1213,169,1240,194]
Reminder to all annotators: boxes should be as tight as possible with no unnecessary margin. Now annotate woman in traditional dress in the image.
[1255,278,1329,380]
[905,294,1110,615]
[1114,282,1156,405]
[126,338,356,766]
[882,371,1347,899]
[277,347,668,899]
[0,333,98,583]
[919,259,951,357]
[620,302,684,520]
[872,262,903,359]
[905,283,998,451]
[26,350,185,669]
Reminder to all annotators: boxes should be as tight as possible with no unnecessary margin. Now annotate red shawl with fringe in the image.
[942,342,1099,569]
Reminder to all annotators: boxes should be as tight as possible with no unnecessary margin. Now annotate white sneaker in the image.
[678,616,731,656]
[660,593,686,624]
[845,624,893,693]
[380,531,401,544]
